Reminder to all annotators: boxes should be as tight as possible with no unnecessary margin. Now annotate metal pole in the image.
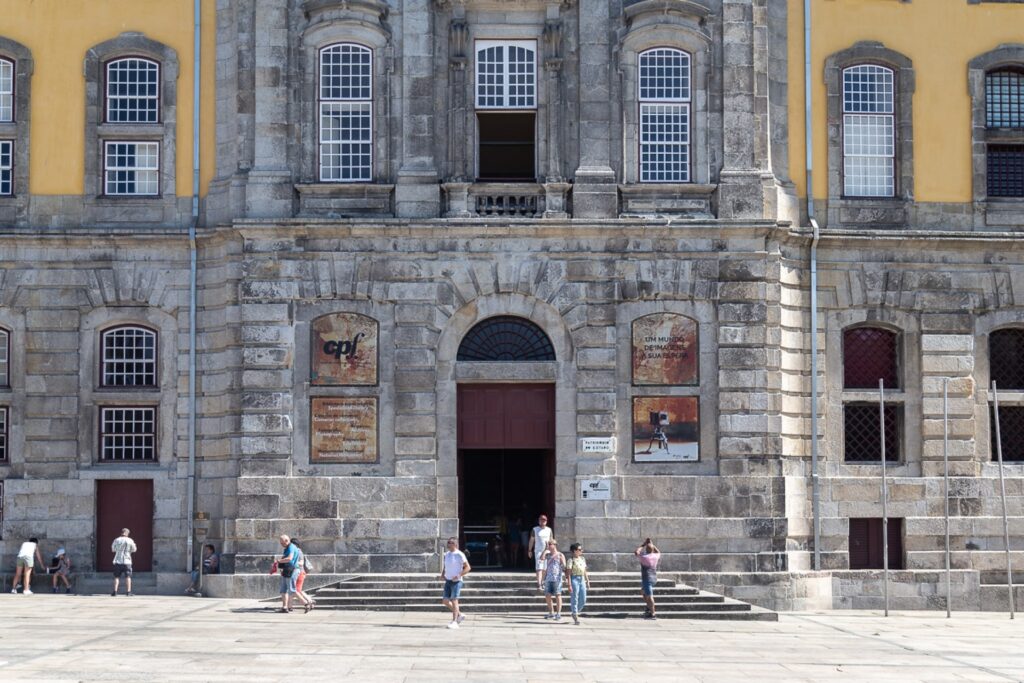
[992,381,1016,619]
[943,378,951,618]
[880,378,889,617]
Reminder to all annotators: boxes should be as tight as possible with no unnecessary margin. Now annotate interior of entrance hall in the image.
[458,449,554,570]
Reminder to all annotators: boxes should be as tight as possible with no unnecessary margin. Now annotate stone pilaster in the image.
[921,327,978,477]
[572,0,616,217]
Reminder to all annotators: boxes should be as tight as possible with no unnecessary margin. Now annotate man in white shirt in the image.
[527,514,552,590]
[111,528,138,596]
[11,537,45,595]
[439,537,471,629]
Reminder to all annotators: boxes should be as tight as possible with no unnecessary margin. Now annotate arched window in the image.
[638,48,691,183]
[105,57,160,123]
[319,43,373,182]
[0,57,12,122]
[101,325,157,387]
[842,64,895,197]
[985,69,1024,198]
[457,316,555,361]
[842,326,900,462]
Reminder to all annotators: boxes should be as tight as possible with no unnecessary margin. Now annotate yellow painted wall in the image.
[0,0,216,196]
[788,0,1024,203]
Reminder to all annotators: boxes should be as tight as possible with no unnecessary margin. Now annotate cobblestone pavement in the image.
[1,595,1022,682]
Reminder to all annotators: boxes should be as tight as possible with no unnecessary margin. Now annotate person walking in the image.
[51,548,73,593]
[291,539,315,612]
[635,538,661,619]
[275,534,304,613]
[11,537,45,595]
[440,537,471,629]
[111,528,138,596]
[567,542,591,625]
[527,514,553,590]
[541,539,567,621]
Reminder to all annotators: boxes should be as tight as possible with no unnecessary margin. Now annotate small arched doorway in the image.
[456,316,556,570]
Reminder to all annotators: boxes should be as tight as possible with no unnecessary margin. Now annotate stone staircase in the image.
[308,572,777,620]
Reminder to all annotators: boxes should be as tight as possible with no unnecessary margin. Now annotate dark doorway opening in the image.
[458,448,554,570]
[96,479,153,572]
[477,112,536,181]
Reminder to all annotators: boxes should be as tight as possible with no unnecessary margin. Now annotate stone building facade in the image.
[0,0,1022,610]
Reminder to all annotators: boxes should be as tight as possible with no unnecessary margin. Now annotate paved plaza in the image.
[1,596,1022,682]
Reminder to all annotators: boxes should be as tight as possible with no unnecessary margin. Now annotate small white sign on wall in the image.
[580,479,612,500]
[580,436,617,453]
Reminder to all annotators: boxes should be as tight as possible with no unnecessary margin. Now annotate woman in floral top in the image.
[541,539,567,621]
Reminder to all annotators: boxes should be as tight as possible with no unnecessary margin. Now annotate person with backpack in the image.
[275,534,304,613]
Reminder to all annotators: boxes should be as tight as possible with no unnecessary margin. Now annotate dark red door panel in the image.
[96,480,153,572]
[458,384,554,449]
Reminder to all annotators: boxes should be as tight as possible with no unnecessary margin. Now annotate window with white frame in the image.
[319,43,372,182]
[843,64,895,197]
[101,326,157,387]
[475,41,536,109]
[0,58,12,122]
[0,140,11,196]
[638,48,691,183]
[985,69,1024,198]
[0,327,8,387]
[100,407,156,461]
[106,57,159,123]
[104,141,159,196]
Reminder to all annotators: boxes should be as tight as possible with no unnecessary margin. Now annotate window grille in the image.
[0,406,7,462]
[0,140,10,196]
[986,144,1024,197]
[100,407,156,461]
[0,58,12,122]
[475,41,536,110]
[849,518,904,570]
[639,49,690,183]
[842,65,895,197]
[843,326,899,389]
[990,405,1024,462]
[986,70,1024,129]
[844,403,900,462]
[319,44,372,182]
[0,328,8,386]
[106,58,160,123]
[104,142,159,195]
[990,328,1024,390]
[457,316,555,361]
[101,326,157,387]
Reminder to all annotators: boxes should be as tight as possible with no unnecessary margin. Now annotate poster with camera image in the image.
[631,396,699,462]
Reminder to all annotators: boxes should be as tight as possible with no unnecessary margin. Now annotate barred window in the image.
[101,326,157,387]
[104,141,159,196]
[475,41,536,109]
[0,406,7,462]
[987,145,1024,197]
[843,65,895,197]
[0,58,12,122]
[990,328,1024,390]
[106,58,160,123]
[0,140,11,196]
[100,407,156,461]
[639,48,690,183]
[990,405,1024,462]
[319,44,372,182]
[844,402,901,463]
[0,327,8,387]
[843,326,900,389]
[986,70,1024,129]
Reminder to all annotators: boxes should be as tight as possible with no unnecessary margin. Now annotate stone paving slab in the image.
[0,595,1022,682]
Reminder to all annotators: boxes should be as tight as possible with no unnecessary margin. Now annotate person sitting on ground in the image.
[11,537,45,595]
[185,544,219,594]
[51,548,73,594]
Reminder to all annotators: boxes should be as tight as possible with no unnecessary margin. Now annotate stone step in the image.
[329,581,685,591]
[313,588,709,600]
[310,600,752,612]
[313,594,727,606]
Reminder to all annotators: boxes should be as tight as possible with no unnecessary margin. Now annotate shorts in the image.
[16,557,33,569]
[113,563,132,578]
[534,554,547,571]
[296,571,306,593]
[443,579,463,600]
[545,580,562,596]
[279,572,297,594]
[641,576,656,596]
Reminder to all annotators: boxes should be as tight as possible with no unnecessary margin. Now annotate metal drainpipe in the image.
[186,0,202,577]
[804,0,822,572]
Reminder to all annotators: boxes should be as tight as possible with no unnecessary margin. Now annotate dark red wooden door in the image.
[849,517,903,570]
[96,480,153,571]
[457,384,554,449]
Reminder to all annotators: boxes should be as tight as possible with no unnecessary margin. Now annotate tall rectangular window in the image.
[0,328,8,387]
[0,406,7,463]
[100,407,156,461]
[104,142,159,196]
[843,65,895,197]
[106,58,160,123]
[638,48,690,183]
[475,41,537,180]
[0,140,11,196]
[319,44,372,182]
[0,58,12,122]
[101,326,157,387]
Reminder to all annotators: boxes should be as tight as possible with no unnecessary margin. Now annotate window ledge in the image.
[295,182,394,217]
[980,199,1024,228]
[96,123,164,138]
[828,197,909,228]
[619,183,715,218]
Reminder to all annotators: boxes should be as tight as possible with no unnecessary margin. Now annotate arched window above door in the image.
[457,316,555,361]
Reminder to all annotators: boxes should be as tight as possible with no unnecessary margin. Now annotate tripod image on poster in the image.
[646,411,670,452]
